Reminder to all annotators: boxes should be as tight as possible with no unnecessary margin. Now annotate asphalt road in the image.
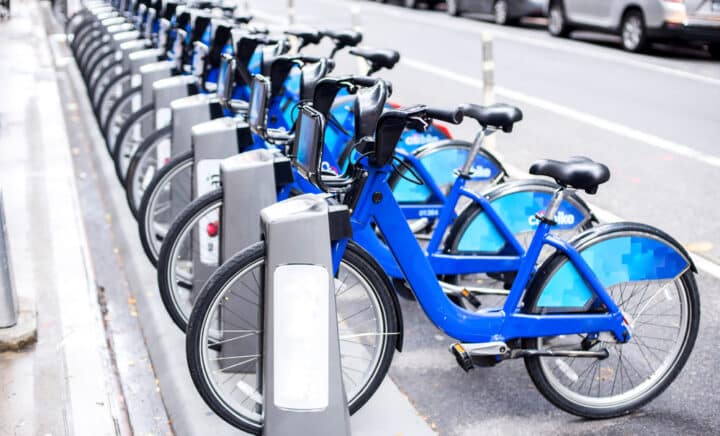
[250,0,720,434]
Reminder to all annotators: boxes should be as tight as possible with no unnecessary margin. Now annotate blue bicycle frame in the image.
[327,162,631,344]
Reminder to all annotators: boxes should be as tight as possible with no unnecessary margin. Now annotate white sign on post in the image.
[272,264,330,411]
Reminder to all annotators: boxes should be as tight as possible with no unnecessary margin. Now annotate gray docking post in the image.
[217,149,291,372]
[189,117,253,298]
[261,194,351,436]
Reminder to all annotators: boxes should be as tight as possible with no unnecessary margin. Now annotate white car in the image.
[546,0,720,56]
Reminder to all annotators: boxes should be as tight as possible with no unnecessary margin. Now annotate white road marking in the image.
[403,57,720,169]
[321,0,720,87]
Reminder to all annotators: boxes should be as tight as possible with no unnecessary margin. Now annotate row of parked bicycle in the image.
[65,0,700,433]
[375,0,720,57]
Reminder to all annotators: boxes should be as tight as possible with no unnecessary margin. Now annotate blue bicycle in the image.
[185,103,700,433]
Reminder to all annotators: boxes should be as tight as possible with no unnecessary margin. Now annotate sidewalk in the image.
[0,1,124,435]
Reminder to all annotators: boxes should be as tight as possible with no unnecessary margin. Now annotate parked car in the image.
[446,0,548,25]
[546,0,720,56]
[377,0,446,10]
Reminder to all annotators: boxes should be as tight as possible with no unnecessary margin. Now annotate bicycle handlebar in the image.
[425,107,464,125]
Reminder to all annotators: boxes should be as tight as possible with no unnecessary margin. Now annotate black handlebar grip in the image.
[426,107,464,124]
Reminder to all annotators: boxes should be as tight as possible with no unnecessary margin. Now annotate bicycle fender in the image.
[525,222,695,313]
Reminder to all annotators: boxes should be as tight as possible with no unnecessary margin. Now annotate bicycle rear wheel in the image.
[186,241,399,433]
[522,225,700,418]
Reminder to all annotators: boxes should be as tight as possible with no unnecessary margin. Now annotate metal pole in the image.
[351,5,365,74]
[243,0,250,13]
[481,31,494,105]
[287,0,295,25]
[481,32,496,149]
[0,189,18,328]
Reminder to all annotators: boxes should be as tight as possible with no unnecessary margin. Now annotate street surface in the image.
[251,0,720,434]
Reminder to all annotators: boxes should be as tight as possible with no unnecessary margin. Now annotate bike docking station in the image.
[217,148,293,372]
[259,193,352,436]
[189,115,254,295]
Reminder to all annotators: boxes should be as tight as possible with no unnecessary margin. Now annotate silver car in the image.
[546,0,720,56]
[446,0,549,25]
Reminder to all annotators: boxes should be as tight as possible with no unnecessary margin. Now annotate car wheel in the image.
[548,1,571,37]
[404,0,418,8]
[708,43,720,60]
[621,10,647,52]
[447,0,462,16]
[493,0,512,25]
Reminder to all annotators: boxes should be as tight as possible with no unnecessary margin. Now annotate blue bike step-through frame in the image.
[293,104,694,345]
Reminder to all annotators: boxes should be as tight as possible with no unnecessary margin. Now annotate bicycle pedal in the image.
[460,288,482,309]
[449,343,474,372]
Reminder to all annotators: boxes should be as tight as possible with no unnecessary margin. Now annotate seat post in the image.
[541,188,566,225]
[459,127,493,177]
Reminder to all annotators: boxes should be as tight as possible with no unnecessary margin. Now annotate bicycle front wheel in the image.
[137,151,193,265]
[125,126,172,216]
[102,84,139,153]
[186,241,399,434]
[113,104,155,183]
[157,188,223,332]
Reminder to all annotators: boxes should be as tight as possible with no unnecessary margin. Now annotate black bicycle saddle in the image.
[460,103,523,133]
[349,48,400,71]
[529,156,610,194]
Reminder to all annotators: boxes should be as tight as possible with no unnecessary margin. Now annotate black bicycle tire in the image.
[137,150,194,266]
[101,82,138,150]
[112,103,155,183]
[125,125,172,217]
[157,188,224,332]
[85,49,116,86]
[95,69,131,129]
[186,240,399,433]
[91,65,128,115]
